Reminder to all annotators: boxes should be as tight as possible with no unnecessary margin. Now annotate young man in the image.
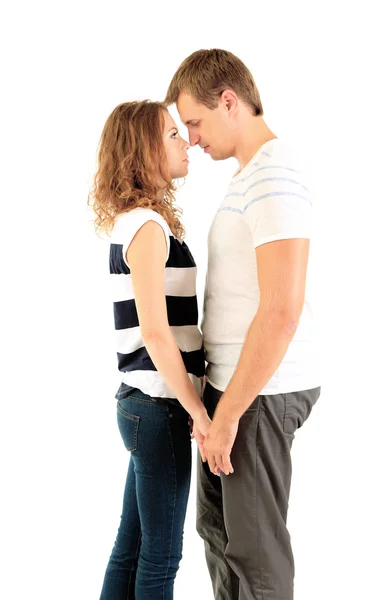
[165,49,321,600]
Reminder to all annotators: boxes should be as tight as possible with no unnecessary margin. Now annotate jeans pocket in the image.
[117,402,140,452]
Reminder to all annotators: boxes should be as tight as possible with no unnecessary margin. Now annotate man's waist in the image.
[204,337,319,363]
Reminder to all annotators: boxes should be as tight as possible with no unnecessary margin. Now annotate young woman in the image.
[88,100,211,599]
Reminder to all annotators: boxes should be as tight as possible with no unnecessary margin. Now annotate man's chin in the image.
[209,152,223,161]
[210,149,232,161]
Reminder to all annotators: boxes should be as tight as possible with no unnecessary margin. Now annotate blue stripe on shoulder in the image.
[217,206,243,214]
[232,165,301,187]
[243,177,309,195]
[242,191,312,214]
[225,175,309,203]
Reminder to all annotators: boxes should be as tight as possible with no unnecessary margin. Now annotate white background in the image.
[1,1,364,599]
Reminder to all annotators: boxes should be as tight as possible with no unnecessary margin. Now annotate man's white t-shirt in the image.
[202,138,321,395]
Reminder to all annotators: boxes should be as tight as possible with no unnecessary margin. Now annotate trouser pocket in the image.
[117,401,140,452]
[283,386,321,435]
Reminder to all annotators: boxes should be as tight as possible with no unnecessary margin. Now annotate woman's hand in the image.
[190,410,212,463]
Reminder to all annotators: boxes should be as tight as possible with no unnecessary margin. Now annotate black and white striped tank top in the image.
[109,208,205,398]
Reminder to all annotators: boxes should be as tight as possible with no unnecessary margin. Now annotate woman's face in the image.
[162,110,190,179]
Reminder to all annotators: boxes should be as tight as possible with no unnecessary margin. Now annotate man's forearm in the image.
[214,307,300,422]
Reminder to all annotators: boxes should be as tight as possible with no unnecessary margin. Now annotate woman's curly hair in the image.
[88,100,185,239]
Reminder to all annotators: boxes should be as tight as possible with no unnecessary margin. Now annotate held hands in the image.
[203,417,238,476]
[190,409,239,477]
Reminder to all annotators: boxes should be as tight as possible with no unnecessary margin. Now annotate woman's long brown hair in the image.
[88,100,185,239]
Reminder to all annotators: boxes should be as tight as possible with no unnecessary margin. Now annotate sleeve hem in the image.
[253,232,311,248]
[122,213,171,268]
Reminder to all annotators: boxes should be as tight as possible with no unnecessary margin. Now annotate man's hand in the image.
[203,416,239,476]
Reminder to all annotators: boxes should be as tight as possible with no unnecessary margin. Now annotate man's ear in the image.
[220,90,238,112]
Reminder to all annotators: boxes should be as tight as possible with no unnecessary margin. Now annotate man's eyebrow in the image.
[184,119,195,125]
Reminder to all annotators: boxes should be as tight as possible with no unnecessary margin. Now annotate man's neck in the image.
[234,117,277,170]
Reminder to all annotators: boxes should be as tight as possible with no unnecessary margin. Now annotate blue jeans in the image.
[100,389,192,599]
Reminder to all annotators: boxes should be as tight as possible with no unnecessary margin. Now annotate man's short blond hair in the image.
[164,49,263,115]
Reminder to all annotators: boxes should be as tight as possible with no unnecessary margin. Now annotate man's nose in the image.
[189,131,200,146]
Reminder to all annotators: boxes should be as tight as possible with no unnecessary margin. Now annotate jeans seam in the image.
[132,419,139,453]
[255,398,265,600]
[116,405,140,452]
[118,395,162,406]
[162,407,177,599]
[117,404,140,422]
[127,529,141,598]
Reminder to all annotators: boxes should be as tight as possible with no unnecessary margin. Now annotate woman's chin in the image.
[172,167,189,180]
